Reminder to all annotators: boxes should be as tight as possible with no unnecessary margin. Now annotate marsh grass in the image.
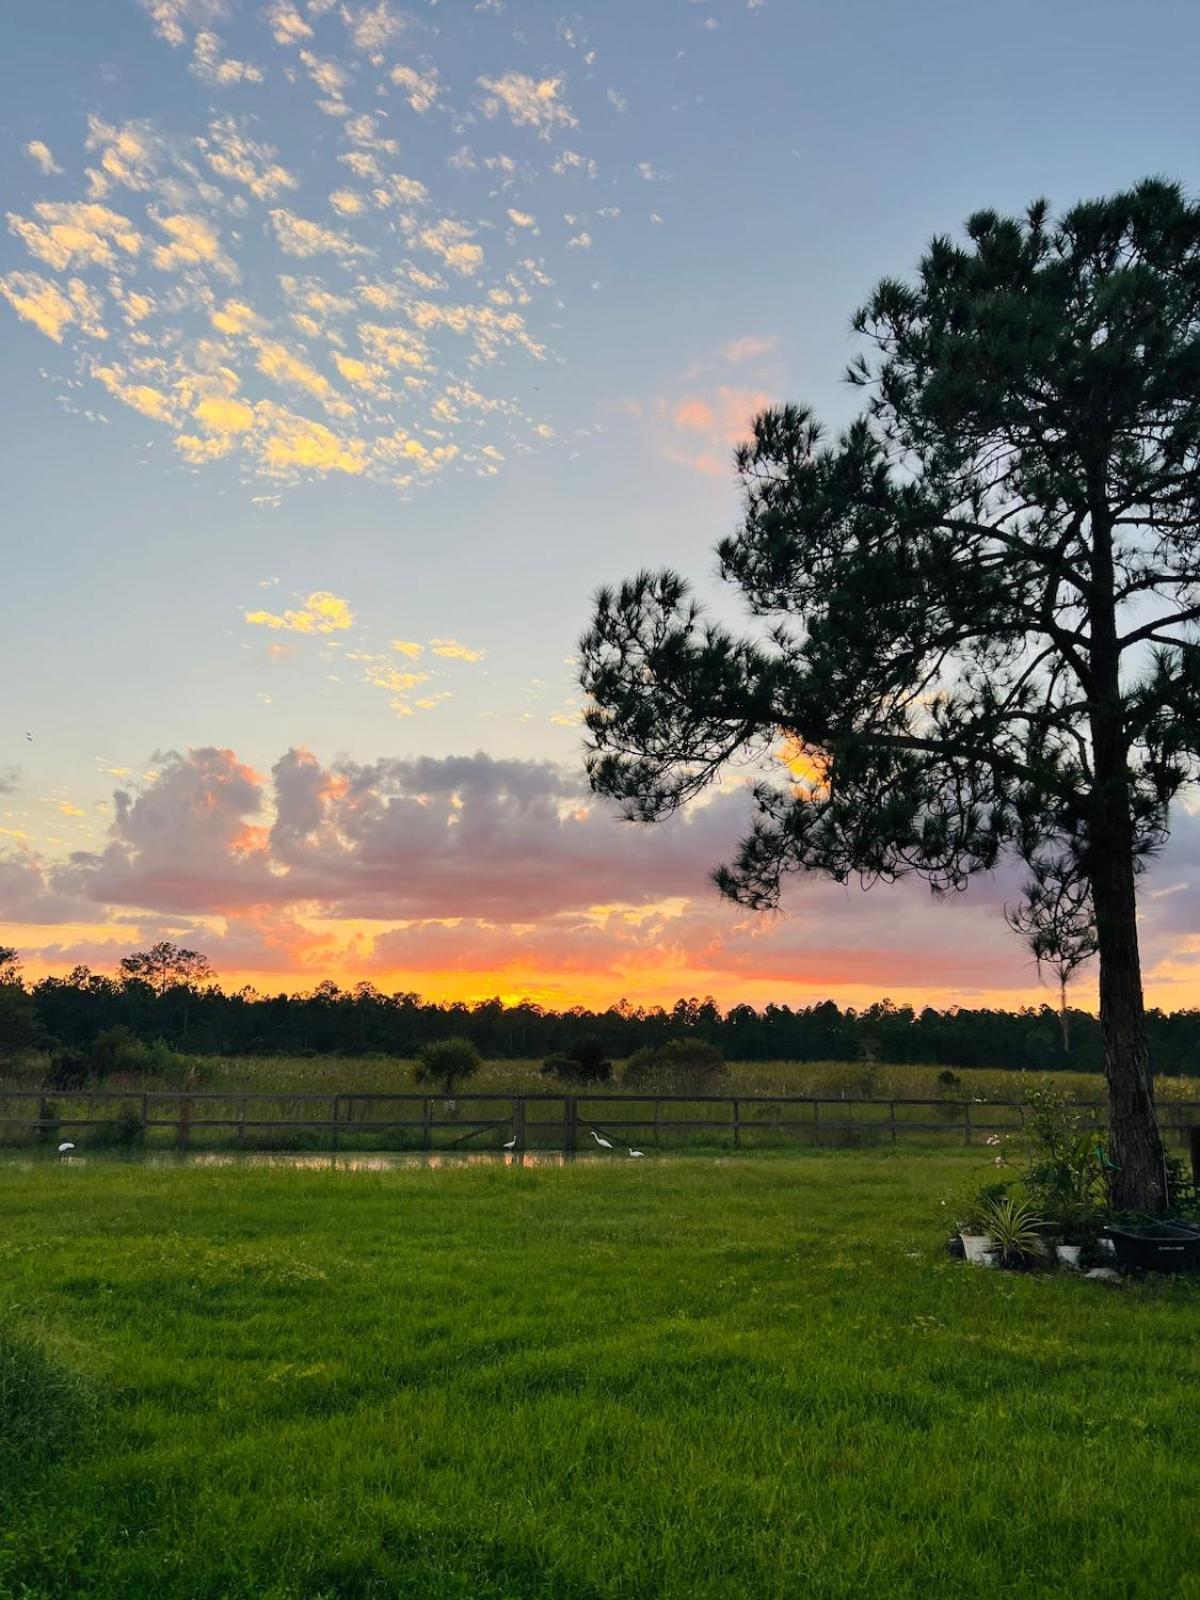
[0,1152,1198,1598]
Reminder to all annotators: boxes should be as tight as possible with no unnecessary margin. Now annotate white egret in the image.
[589,1130,613,1150]
[57,1141,75,1154]
[627,1148,644,1158]
[502,1137,517,1150]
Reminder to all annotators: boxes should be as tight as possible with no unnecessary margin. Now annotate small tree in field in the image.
[413,1037,482,1096]
[582,181,1200,1212]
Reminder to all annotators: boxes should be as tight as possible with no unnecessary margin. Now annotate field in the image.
[2,1150,1199,1599]
[3,1056,1199,1157]
[84,1053,1200,1103]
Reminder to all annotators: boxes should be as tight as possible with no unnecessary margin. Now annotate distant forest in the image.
[10,959,1200,1074]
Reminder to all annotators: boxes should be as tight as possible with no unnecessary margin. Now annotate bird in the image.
[627,1148,644,1158]
[57,1141,75,1154]
[502,1137,517,1151]
[589,1130,613,1149]
[25,732,32,742]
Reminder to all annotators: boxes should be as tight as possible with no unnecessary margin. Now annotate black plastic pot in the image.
[1102,1223,1200,1274]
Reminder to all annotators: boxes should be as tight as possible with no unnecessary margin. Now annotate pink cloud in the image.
[3,743,1198,1007]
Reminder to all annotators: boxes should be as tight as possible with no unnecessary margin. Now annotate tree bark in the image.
[1090,835,1165,1212]
[1088,501,1166,1213]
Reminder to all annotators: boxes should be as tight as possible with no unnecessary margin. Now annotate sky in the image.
[1,0,1199,1011]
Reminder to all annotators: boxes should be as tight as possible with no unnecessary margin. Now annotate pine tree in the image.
[582,181,1200,1211]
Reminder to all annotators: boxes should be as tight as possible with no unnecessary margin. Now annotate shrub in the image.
[413,1037,482,1096]
[44,1049,90,1091]
[541,1035,613,1085]
[1018,1082,1107,1232]
[623,1039,727,1094]
[89,1027,196,1081]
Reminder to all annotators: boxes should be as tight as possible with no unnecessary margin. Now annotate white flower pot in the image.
[960,1232,993,1265]
[1055,1243,1083,1270]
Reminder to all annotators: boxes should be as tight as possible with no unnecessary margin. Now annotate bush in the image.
[413,1037,482,1095]
[623,1039,727,1094]
[88,1027,196,1081]
[44,1048,91,1091]
[541,1035,613,1085]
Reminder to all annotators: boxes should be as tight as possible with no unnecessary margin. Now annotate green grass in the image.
[1,1151,1198,1598]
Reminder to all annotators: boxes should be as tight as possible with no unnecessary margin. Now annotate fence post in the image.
[732,1097,740,1150]
[141,1093,149,1143]
[1190,1125,1200,1190]
[38,1095,51,1143]
[813,1100,821,1148]
[964,1100,972,1147]
[422,1097,432,1150]
[889,1101,897,1145]
[178,1097,192,1147]
[332,1095,340,1152]
[654,1097,662,1150]
[237,1095,246,1145]
[513,1095,526,1150]
[564,1096,578,1153]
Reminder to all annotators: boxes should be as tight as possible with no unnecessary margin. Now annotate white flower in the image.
[985,1134,1001,1146]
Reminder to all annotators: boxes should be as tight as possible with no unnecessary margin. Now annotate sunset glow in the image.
[3,0,1198,1012]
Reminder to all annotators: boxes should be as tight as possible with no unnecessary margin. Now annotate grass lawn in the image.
[2,1151,1198,1599]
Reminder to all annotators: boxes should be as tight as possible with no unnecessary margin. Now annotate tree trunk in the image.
[1091,843,1165,1212]
[1088,502,1166,1213]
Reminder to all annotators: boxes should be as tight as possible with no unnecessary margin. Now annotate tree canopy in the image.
[582,180,1200,1209]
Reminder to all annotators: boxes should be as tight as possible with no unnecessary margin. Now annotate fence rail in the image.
[2,1088,1199,1153]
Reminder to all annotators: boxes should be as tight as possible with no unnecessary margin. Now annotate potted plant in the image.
[978,1195,1048,1270]
[1042,1200,1102,1270]
[953,1180,1010,1264]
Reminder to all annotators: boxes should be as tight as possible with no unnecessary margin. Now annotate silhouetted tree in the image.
[582,182,1200,1210]
[1006,857,1098,1053]
[119,942,215,997]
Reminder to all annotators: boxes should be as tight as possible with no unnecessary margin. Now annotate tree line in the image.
[3,945,1199,1075]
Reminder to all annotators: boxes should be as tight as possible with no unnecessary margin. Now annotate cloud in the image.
[7,743,1200,1008]
[265,1,312,44]
[191,30,264,84]
[8,202,142,272]
[83,118,164,194]
[253,338,335,401]
[478,73,577,137]
[0,272,107,343]
[256,408,368,476]
[722,334,776,364]
[429,638,485,662]
[138,0,227,47]
[269,208,369,261]
[664,385,774,475]
[390,64,440,112]
[91,363,177,422]
[406,216,483,276]
[347,1,406,51]
[244,591,355,633]
[24,141,62,176]
[200,118,297,199]
[151,210,237,276]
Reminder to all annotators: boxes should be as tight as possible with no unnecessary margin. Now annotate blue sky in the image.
[2,0,1198,1003]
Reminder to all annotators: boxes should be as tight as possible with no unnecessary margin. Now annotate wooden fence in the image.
[2,1088,1200,1153]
